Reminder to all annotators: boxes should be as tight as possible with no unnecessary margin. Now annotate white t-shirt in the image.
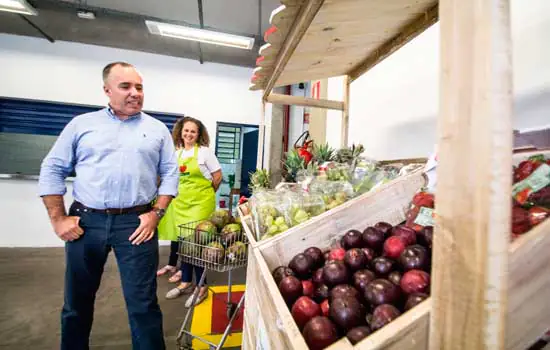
[177,146,221,180]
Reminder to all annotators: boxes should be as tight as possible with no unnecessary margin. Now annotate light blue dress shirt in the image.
[38,108,179,209]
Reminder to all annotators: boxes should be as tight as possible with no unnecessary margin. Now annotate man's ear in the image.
[103,85,110,95]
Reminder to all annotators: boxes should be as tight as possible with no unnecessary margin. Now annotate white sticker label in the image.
[414,207,435,227]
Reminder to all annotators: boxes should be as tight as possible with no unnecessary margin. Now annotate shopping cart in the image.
[175,219,249,350]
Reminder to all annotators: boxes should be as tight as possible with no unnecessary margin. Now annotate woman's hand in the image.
[211,170,222,191]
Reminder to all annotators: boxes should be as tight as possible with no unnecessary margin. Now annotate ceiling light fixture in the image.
[145,20,255,50]
[0,0,37,15]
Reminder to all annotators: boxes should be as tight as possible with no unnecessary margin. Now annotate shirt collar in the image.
[106,105,141,120]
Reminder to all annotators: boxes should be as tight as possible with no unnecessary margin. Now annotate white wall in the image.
[328,0,550,159]
[0,34,262,147]
[0,33,261,247]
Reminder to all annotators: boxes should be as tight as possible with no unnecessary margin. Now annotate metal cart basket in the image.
[175,219,248,350]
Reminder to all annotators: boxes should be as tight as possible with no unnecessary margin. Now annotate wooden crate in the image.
[243,171,429,349]
[239,168,426,249]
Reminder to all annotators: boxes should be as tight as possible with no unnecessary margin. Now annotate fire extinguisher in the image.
[294,131,313,165]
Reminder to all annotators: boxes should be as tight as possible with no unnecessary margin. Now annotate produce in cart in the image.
[270,220,433,349]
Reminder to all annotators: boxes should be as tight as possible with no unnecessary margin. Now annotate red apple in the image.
[383,236,406,259]
[302,316,339,350]
[291,296,322,330]
[321,299,330,316]
[328,248,346,262]
[302,280,314,297]
[392,225,417,246]
[400,269,430,294]
[528,206,549,227]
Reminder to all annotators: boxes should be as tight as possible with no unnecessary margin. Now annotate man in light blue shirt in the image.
[38,61,178,350]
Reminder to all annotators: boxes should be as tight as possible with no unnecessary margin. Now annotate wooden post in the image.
[430,0,513,349]
[256,101,266,169]
[340,75,350,148]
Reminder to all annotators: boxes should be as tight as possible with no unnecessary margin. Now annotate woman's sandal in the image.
[184,288,209,308]
[165,283,195,300]
[156,265,177,277]
[168,270,182,283]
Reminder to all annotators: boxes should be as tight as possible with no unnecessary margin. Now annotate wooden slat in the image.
[430,0,513,348]
[261,0,325,99]
[266,92,344,110]
[256,101,266,169]
[341,75,350,147]
[348,3,439,82]
[507,219,550,349]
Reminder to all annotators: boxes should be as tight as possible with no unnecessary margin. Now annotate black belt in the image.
[72,201,152,215]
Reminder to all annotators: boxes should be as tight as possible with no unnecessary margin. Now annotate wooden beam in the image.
[340,75,350,147]
[266,93,344,111]
[256,101,266,170]
[348,3,439,83]
[429,0,512,348]
[261,0,324,100]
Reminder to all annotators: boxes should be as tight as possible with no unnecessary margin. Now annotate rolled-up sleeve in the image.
[38,119,77,196]
[157,127,178,197]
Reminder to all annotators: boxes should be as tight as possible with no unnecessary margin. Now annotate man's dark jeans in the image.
[61,203,165,350]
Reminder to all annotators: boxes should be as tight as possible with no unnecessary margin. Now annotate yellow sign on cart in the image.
[190,284,246,349]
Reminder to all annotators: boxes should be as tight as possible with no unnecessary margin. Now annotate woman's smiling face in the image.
[182,121,199,147]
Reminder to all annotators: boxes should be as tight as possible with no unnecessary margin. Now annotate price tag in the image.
[512,163,550,204]
[414,207,435,227]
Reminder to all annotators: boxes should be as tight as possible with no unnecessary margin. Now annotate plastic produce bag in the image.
[249,189,289,241]
[283,190,326,226]
[309,179,354,210]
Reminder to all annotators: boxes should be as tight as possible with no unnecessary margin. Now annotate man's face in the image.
[103,65,144,116]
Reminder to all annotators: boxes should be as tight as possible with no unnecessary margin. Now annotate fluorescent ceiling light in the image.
[0,0,37,15]
[145,20,255,50]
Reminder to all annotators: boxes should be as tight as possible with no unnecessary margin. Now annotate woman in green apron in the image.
[157,116,222,306]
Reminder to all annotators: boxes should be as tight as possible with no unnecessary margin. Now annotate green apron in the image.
[158,144,216,241]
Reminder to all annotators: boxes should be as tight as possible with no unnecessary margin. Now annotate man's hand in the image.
[129,211,159,245]
[53,216,84,242]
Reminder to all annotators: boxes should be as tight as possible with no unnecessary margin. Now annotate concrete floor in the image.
[0,246,246,350]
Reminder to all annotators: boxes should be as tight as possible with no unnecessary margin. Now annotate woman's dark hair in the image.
[172,116,210,148]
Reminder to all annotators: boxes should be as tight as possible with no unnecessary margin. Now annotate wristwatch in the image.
[153,207,166,219]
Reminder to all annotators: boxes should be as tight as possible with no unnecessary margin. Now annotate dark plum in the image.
[329,284,361,302]
[302,316,339,350]
[341,229,364,250]
[278,276,303,306]
[312,284,330,304]
[399,245,429,271]
[388,271,402,286]
[329,296,367,332]
[289,253,314,279]
[344,248,369,271]
[371,256,395,277]
[322,261,350,288]
[312,268,324,286]
[272,266,295,285]
[374,222,393,237]
[362,227,385,250]
[370,304,401,331]
[346,326,372,345]
[353,269,376,292]
[392,225,417,246]
[364,279,401,306]
[404,293,429,311]
[304,247,325,269]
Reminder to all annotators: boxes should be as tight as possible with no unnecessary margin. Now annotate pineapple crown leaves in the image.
[249,168,271,192]
[312,142,335,163]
